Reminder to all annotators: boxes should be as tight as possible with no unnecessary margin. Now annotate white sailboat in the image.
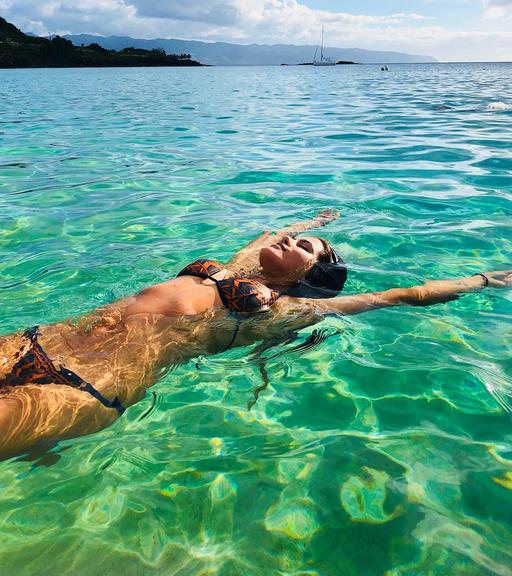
[313,26,335,66]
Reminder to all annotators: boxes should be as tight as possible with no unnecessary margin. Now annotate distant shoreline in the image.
[62,33,437,66]
[1,62,511,71]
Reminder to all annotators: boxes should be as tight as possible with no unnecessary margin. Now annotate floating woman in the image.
[1,210,510,458]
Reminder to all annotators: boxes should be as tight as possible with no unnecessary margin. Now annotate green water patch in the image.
[214,171,335,185]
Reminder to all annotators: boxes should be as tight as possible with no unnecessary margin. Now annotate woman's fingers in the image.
[315,209,340,224]
[484,270,512,288]
[502,272,512,287]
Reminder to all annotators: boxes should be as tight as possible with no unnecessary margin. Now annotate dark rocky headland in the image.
[0,17,203,68]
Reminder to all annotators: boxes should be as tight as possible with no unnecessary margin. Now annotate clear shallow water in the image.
[0,63,511,575]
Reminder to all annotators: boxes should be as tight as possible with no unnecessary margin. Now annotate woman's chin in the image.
[259,248,284,275]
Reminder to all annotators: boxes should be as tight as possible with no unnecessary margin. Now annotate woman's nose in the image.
[282,235,293,246]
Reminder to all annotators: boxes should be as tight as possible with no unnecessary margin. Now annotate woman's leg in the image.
[0,385,119,459]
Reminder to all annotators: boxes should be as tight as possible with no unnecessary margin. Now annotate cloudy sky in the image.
[2,0,511,61]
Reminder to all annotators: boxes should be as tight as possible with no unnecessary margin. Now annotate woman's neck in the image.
[246,269,299,292]
[227,262,304,292]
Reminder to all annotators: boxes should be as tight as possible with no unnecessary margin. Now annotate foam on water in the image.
[486,101,512,110]
[0,63,511,575]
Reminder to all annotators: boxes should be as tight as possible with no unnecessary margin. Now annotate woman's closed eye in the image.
[298,240,314,254]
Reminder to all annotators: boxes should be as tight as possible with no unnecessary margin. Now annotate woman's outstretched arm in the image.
[227,209,339,271]
[278,209,340,235]
[283,270,512,317]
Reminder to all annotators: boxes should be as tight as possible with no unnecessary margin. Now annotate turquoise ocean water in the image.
[0,63,511,575]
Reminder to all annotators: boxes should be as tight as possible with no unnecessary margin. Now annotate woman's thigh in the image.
[0,384,118,458]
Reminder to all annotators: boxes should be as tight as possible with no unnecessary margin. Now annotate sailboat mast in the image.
[313,24,334,65]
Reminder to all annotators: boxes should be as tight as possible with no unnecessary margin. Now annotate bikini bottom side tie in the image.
[0,326,126,415]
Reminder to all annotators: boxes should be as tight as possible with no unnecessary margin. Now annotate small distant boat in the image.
[313,26,335,66]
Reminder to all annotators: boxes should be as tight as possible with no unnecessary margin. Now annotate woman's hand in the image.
[311,209,340,228]
[483,270,512,288]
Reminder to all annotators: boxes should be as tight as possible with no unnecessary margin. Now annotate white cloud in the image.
[483,0,512,17]
[2,0,511,61]
[133,0,241,25]
[2,0,436,37]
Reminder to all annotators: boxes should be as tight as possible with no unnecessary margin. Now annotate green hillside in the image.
[0,17,203,68]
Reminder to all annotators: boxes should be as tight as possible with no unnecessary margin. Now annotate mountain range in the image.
[63,34,437,65]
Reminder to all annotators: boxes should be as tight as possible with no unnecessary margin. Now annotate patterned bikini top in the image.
[177,259,279,314]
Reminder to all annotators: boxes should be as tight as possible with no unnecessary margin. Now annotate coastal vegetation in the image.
[0,17,203,68]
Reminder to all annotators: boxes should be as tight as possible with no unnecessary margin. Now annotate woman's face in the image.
[259,235,325,278]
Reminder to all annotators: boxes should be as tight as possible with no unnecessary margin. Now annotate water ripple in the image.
[0,63,511,576]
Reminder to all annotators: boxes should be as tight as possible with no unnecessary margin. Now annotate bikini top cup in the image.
[177,259,279,314]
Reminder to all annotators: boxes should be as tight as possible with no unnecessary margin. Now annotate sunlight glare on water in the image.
[0,63,511,575]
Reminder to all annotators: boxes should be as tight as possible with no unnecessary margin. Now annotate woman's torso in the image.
[0,262,280,407]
